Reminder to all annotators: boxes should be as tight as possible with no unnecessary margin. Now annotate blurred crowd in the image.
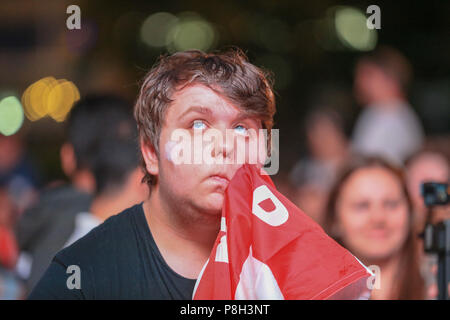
[0,46,449,300]
[285,46,449,300]
[0,94,149,298]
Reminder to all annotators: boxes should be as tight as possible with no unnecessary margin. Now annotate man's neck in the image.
[369,95,407,109]
[72,170,96,194]
[90,192,129,222]
[142,187,221,279]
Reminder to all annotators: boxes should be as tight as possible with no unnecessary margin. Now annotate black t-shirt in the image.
[28,204,197,299]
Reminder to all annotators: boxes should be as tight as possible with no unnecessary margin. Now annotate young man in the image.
[63,99,148,248]
[29,49,276,299]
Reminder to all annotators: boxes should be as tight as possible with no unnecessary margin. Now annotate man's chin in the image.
[197,193,225,216]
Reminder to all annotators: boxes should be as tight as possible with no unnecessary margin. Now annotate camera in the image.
[421,182,450,300]
[421,182,449,207]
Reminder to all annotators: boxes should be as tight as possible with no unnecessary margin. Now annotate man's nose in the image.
[210,128,235,160]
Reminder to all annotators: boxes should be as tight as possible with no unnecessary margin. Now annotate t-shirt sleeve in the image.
[27,256,85,300]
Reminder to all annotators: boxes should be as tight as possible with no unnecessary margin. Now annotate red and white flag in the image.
[193,164,373,300]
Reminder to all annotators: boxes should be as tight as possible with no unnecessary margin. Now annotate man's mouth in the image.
[209,175,230,185]
[205,166,241,191]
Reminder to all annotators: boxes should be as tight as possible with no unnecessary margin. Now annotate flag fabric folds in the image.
[193,164,372,300]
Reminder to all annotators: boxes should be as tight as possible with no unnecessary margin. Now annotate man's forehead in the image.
[173,84,232,106]
[169,84,252,120]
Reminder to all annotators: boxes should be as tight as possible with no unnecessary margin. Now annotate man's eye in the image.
[234,125,248,135]
[192,120,207,130]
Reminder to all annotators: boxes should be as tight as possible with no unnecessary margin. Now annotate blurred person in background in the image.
[405,150,449,299]
[0,188,19,270]
[0,186,24,299]
[290,108,350,226]
[0,134,41,215]
[428,203,450,299]
[324,157,425,299]
[352,46,425,165]
[405,150,449,234]
[63,117,148,247]
[14,94,139,294]
[422,195,450,299]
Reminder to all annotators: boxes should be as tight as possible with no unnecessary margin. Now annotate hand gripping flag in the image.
[193,164,373,300]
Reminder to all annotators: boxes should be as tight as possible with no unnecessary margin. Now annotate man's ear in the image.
[60,143,76,177]
[141,139,159,177]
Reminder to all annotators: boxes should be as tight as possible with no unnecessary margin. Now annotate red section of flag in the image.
[193,164,371,300]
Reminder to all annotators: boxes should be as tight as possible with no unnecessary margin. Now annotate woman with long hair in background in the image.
[324,157,425,299]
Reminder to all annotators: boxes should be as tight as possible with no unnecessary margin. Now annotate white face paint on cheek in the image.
[164,140,178,164]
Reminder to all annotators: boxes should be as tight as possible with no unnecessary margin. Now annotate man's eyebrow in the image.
[233,113,260,124]
[179,105,261,125]
[179,106,213,120]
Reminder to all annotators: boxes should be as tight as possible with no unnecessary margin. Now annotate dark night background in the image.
[1,0,449,184]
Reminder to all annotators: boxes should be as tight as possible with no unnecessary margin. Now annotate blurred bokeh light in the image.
[313,6,377,52]
[46,79,81,122]
[334,6,377,51]
[0,96,24,136]
[169,12,217,52]
[21,77,80,122]
[140,12,178,48]
[140,11,217,53]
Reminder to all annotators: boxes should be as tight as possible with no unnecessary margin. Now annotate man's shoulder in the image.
[15,184,92,250]
[54,203,143,267]
[63,211,101,248]
[22,184,92,225]
[29,204,149,299]
[39,184,91,205]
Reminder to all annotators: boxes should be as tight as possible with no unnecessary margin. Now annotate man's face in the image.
[155,84,264,217]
